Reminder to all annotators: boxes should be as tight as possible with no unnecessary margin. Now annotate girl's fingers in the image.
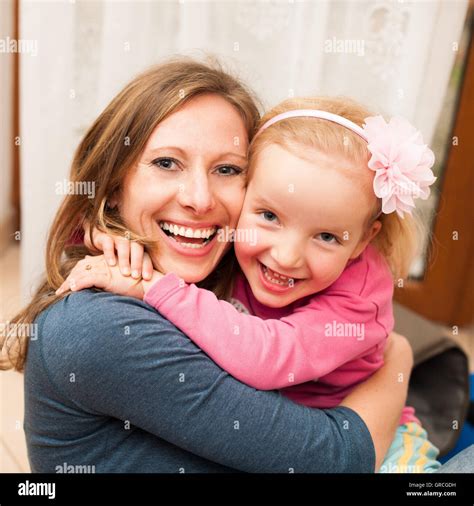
[56,276,81,295]
[56,265,85,295]
[142,253,154,281]
[66,271,109,292]
[55,256,108,295]
[142,252,154,281]
[101,236,117,266]
[130,242,144,279]
[115,238,131,276]
[56,281,68,295]
[83,222,93,250]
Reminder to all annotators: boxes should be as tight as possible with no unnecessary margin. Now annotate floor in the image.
[1,243,29,472]
[0,242,473,473]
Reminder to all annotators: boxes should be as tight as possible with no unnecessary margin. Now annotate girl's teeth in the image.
[262,265,293,286]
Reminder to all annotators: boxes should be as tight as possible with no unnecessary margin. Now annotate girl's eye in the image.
[151,158,178,171]
[215,165,242,176]
[318,232,338,244]
[260,211,278,223]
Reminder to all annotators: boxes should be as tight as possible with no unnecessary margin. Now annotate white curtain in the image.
[19,0,468,299]
[0,0,14,234]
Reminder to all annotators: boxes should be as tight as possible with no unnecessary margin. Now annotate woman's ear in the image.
[350,219,382,259]
[107,192,120,209]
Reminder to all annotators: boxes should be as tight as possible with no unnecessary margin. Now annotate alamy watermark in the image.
[55,462,96,473]
[217,227,257,246]
[55,179,96,199]
[324,37,365,56]
[380,463,422,473]
[0,37,38,56]
[324,320,365,341]
[0,321,38,341]
[381,180,427,198]
[18,481,55,500]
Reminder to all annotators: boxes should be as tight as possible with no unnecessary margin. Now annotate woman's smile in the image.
[157,219,222,257]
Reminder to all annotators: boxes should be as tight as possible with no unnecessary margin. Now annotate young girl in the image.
[59,96,439,473]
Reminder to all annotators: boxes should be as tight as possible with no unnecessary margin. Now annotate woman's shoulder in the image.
[28,289,185,407]
[37,290,152,339]
[33,289,177,372]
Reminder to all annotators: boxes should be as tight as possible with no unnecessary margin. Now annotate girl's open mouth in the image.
[258,261,300,292]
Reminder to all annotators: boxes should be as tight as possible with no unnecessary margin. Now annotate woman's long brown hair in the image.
[1,56,260,372]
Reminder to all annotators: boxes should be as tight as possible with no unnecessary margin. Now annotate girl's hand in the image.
[83,222,153,280]
[56,255,146,300]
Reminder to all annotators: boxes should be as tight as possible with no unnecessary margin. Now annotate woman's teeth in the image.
[262,264,294,286]
[159,221,218,248]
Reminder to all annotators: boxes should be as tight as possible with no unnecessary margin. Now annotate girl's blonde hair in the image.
[248,96,422,281]
[1,56,260,372]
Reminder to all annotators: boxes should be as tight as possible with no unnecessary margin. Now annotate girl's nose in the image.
[177,168,216,215]
[270,240,305,271]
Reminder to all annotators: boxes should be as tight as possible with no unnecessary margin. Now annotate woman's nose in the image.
[177,168,216,215]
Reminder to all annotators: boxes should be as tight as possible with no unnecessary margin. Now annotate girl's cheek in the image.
[310,255,347,286]
[220,179,247,219]
[236,210,255,236]
[234,239,254,264]
[235,226,264,265]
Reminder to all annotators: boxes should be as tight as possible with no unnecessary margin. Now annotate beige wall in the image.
[0,0,14,248]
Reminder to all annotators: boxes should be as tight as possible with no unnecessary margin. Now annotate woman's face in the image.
[117,93,249,283]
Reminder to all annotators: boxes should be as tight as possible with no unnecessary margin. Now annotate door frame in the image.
[394,25,474,326]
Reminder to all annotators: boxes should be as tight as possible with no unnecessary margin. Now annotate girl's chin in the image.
[250,280,303,308]
[254,292,294,308]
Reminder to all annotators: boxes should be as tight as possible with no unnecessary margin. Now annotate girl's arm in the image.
[340,332,413,471]
[143,273,387,390]
[63,230,388,391]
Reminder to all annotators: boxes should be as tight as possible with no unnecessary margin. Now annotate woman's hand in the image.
[55,255,164,300]
[83,222,154,280]
[384,331,414,368]
[340,331,413,472]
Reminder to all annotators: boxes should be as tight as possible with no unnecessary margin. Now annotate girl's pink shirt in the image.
[145,244,417,425]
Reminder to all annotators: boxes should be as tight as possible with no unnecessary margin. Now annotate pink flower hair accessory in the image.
[362,116,437,218]
[255,109,437,219]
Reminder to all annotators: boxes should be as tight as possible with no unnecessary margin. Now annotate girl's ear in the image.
[350,219,382,259]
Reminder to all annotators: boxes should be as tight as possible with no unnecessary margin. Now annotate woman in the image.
[3,58,413,473]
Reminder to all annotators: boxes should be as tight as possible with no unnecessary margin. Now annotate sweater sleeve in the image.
[37,290,376,473]
[144,274,388,390]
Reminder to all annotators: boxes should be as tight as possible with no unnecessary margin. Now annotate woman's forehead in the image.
[143,94,249,159]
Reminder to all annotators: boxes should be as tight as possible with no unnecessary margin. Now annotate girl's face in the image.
[235,143,381,308]
[117,94,249,283]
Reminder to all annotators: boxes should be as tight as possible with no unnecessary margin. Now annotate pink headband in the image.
[255,109,437,218]
[256,109,368,141]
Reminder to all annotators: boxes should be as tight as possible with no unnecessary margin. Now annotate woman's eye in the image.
[318,232,338,244]
[260,211,278,223]
[215,165,242,176]
[151,158,178,171]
